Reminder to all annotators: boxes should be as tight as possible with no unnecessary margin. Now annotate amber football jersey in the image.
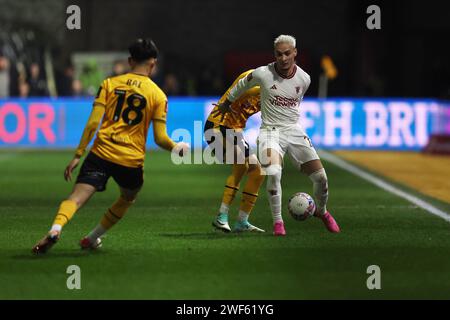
[207,70,260,129]
[91,73,168,168]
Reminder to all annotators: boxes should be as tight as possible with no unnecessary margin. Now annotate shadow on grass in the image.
[159,231,271,240]
[11,249,107,260]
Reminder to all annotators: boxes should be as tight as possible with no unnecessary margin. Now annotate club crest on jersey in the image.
[296,86,301,94]
[270,84,277,90]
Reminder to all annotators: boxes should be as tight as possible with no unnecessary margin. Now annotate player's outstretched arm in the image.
[227,70,259,104]
[210,69,259,122]
[153,120,189,156]
[64,104,105,181]
[74,104,105,158]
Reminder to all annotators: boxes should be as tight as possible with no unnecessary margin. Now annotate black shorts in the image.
[204,120,250,160]
[76,152,144,192]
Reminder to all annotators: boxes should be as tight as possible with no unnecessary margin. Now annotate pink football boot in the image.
[319,211,340,233]
[273,221,286,236]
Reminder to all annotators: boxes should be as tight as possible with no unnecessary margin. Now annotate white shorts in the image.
[257,125,320,170]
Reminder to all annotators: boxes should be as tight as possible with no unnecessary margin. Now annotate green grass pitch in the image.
[0,150,449,299]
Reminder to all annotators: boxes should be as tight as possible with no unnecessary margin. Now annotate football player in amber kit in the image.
[33,38,188,254]
[206,70,265,233]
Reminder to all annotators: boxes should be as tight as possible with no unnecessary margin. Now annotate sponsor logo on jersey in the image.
[270,85,277,90]
[269,96,299,107]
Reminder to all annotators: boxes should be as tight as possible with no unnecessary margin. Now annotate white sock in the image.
[266,165,283,224]
[87,224,107,242]
[269,194,283,223]
[238,210,249,222]
[50,224,62,233]
[219,203,229,215]
[309,168,329,216]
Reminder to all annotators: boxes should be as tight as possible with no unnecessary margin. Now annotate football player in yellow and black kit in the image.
[205,70,265,233]
[32,39,189,254]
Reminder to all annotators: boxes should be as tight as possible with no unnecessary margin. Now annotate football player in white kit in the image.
[215,35,340,236]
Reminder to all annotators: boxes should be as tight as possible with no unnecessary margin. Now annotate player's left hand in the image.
[64,157,81,182]
[211,100,237,122]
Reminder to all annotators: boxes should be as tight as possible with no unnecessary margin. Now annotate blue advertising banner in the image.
[0,97,448,151]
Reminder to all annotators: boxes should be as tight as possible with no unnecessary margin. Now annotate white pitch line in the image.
[319,150,450,223]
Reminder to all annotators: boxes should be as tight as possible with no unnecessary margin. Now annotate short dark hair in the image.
[128,38,159,63]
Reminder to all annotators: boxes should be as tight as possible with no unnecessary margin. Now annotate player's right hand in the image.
[64,156,81,182]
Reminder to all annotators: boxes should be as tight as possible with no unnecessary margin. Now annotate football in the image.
[288,192,316,221]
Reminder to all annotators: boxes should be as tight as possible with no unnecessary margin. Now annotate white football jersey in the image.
[227,62,311,131]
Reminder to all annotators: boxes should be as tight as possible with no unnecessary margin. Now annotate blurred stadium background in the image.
[1,0,450,299]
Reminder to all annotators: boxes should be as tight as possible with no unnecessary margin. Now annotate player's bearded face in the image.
[274,43,297,71]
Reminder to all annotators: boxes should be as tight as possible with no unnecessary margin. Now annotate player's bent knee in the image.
[67,197,83,209]
[120,193,138,203]
[247,163,261,174]
[68,184,97,208]
[264,164,282,177]
[301,160,324,176]
[248,164,263,180]
[120,188,140,202]
[247,163,265,187]
[121,195,137,203]
[67,194,90,209]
